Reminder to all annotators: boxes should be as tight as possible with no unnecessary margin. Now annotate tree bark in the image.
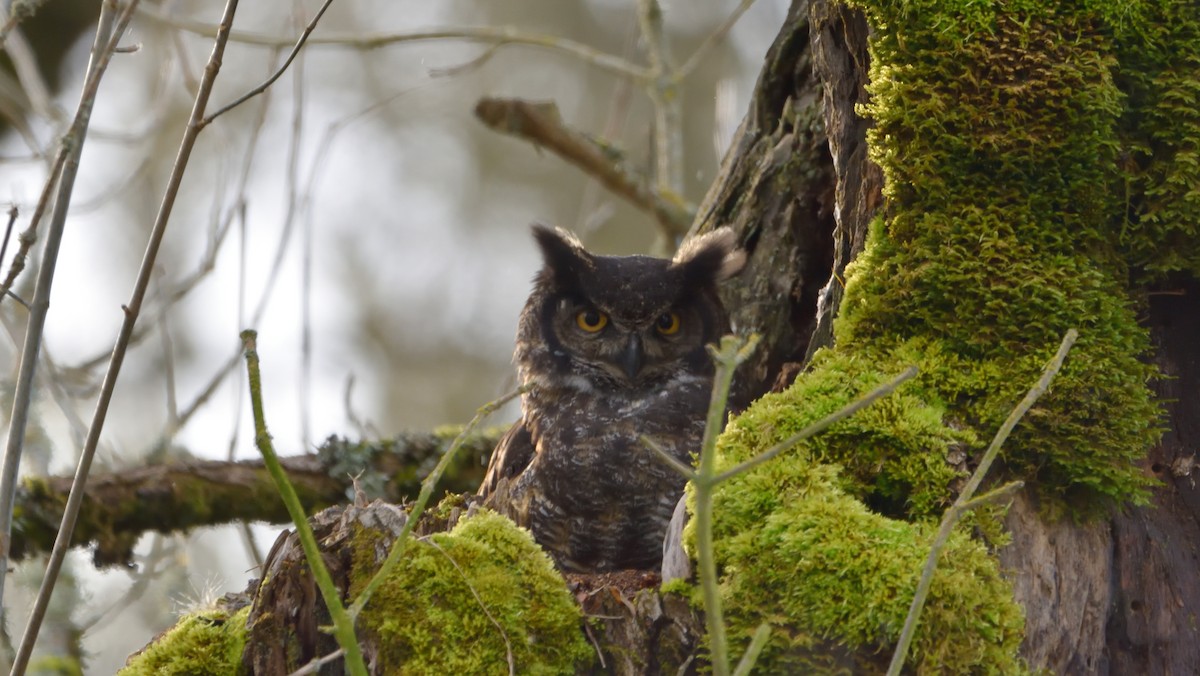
[13,430,501,566]
[692,0,835,394]
[1106,278,1200,673]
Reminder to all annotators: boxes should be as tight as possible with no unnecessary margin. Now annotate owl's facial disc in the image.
[547,298,694,387]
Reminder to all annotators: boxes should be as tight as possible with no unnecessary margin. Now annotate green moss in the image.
[118,606,249,676]
[830,0,1164,512]
[28,656,83,676]
[685,374,1024,670]
[355,510,590,674]
[719,359,971,520]
[706,448,1024,673]
[1107,1,1200,274]
[681,0,1194,670]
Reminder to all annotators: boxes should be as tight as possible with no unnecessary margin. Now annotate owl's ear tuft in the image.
[532,224,592,285]
[672,227,746,284]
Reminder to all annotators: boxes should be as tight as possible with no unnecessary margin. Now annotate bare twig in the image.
[886,329,1078,676]
[640,435,696,479]
[286,648,346,676]
[677,0,758,79]
[69,76,272,380]
[636,0,683,198]
[0,0,131,624]
[200,0,334,127]
[137,5,648,81]
[243,331,368,676]
[0,313,90,450]
[10,1,262,671]
[475,97,692,237]
[731,622,771,676]
[286,11,313,450]
[714,366,919,482]
[0,0,48,49]
[0,138,66,304]
[4,25,57,124]
[78,534,173,631]
[573,18,638,237]
[0,206,16,273]
[349,388,523,618]
[687,335,758,676]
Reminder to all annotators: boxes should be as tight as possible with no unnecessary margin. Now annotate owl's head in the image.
[519,225,746,389]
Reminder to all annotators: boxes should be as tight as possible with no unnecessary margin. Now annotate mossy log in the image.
[13,431,501,567]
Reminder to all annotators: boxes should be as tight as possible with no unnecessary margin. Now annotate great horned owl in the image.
[478,225,745,572]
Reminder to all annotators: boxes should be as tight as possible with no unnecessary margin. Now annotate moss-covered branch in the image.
[12,428,504,566]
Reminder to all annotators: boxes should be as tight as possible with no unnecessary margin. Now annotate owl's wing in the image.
[477,419,535,500]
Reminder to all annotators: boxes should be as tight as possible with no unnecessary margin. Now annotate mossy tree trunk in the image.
[704,0,1200,673]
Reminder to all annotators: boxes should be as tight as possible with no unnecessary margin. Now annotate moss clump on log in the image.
[693,372,1025,672]
[119,605,250,676]
[352,509,591,674]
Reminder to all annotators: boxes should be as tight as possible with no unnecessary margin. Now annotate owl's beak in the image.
[619,334,644,380]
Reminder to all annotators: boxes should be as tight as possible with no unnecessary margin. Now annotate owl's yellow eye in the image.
[655,312,681,335]
[576,309,608,332]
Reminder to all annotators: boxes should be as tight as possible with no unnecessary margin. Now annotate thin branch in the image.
[78,534,173,631]
[731,622,772,676]
[0,205,16,273]
[573,18,639,237]
[200,0,334,127]
[68,72,273,379]
[10,0,243,670]
[136,5,649,81]
[242,331,368,676]
[474,97,692,237]
[0,0,129,624]
[0,312,90,451]
[636,0,683,198]
[286,649,345,676]
[0,133,68,305]
[639,435,697,480]
[286,9,313,450]
[349,388,523,618]
[714,366,919,483]
[959,480,1024,512]
[687,334,758,676]
[886,329,1078,676]
[3,24,58,124]
[677,0,758,79]
[0,0,48,49]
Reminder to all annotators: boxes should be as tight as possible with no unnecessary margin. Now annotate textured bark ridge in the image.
[1107,277,1200,674]
[998,491,1113,672]
[998,279,1200,675]
[692,0,834,395]
[242,505,366,674]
